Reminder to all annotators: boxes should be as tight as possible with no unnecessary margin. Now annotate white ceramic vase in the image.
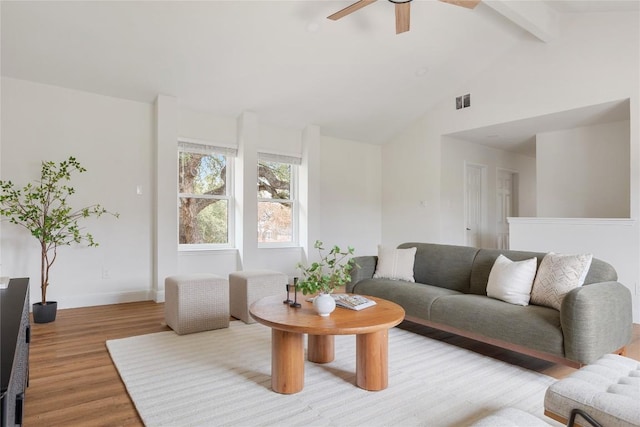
[313,293,336,317]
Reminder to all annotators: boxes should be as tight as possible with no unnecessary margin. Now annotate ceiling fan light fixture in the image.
[388,0,412,3]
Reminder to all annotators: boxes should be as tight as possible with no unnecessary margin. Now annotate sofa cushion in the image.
[530,252,593,310]
[373,245,417,282]
[430,294,564,357]
[486,254,537,306]
[470,249,547,295]
[352,278,461,320]
[398,243,478,293]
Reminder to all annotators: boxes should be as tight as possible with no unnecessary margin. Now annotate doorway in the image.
[464,163,487,248]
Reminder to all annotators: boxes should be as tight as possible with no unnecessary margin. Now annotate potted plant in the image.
[0,156,118,323]
[296,240,357,316]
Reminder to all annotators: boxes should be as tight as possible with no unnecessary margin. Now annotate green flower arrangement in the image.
[296,240,357,295]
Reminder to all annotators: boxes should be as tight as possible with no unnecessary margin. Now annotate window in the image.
[178,140,236,248]
[257,153,300,245]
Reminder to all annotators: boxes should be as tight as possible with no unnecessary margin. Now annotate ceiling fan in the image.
[327,0,481,34]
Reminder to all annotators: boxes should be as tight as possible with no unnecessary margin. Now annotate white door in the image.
[465,164,485,248]
[496,169,517,249]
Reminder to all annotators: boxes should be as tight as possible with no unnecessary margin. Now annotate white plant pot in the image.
[313,293,336,317]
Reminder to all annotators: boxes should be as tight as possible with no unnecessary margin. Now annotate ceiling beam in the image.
[483,0,559,42]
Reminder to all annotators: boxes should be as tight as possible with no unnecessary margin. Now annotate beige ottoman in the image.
[229,270,288,323]
[164,274,229,335]
[544,354,640,427]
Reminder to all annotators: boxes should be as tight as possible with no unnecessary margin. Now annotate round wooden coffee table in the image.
[249,294,405,394]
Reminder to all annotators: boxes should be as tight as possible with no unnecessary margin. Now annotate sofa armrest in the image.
[561,281,633,364]
[347,256,377,293]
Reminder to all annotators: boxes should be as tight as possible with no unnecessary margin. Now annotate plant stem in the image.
[41,241,47,303]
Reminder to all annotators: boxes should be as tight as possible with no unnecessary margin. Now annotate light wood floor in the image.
[25,301,640,426]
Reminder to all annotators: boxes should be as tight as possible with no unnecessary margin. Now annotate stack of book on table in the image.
[332,294,376,311]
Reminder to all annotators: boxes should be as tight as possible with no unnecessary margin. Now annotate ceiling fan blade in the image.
[328,0,377,21]
[439,0,481,9]
[395,2,410,34]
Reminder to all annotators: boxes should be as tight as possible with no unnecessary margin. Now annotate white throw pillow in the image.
[530,252,593,310]
[486,254,537,306]
[373,245,417,282]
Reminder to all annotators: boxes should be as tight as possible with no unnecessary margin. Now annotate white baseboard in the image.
[32,290,155,310]
[153,290,165,303]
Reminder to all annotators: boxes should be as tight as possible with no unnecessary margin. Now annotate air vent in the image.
[456,93,471,110]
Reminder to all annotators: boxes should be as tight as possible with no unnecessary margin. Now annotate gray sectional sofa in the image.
[348,242,633,367]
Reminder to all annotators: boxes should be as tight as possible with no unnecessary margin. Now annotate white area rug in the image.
[106,321,558,427]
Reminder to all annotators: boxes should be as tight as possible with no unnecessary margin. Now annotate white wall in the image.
[179,107,237,144]
[440,136,536,246]
[536,120,630,218]
[154,95,178,302]
[509,218,638,322]
[381,10,640,321]
[381,115,443,247]
[1,77,154,307]
[319,135,382,257]
[0,78,382,307]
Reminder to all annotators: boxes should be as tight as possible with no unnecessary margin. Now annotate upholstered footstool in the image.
[164,274,229,335]
[470,408,552,426]
[229,270,288,323]
[544,354,640,427]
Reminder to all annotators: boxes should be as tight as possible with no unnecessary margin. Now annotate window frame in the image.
[257,152,300,248]
[177,138,236,251]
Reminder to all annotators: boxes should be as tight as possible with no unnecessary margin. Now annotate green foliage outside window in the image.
[178,152,228,245]
[178,151,296,246]
[258,160,293,243]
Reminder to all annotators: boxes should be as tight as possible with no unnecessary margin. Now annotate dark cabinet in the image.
[1,278,30,427]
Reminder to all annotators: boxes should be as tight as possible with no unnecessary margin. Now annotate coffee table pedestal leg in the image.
[271,329,304,394]
[356,329,389,391]
[307,335,335,363]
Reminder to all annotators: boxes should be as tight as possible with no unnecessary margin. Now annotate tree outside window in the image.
[258,155,298,244]
[178,142,234,247]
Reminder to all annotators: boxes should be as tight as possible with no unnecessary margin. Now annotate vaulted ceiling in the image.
[1,1,638,144]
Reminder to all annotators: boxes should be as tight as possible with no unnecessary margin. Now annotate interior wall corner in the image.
[300,124,321,260]
[153,94,179,297]
[235,111,260,269]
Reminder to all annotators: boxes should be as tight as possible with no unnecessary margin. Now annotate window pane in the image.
[179,198,228,244]
[258,201,292,243]
[179,152,227,196]
[257,161,291,200]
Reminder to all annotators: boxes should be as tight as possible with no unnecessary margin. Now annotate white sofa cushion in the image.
[486,254,537,306]
[373,245,417,282]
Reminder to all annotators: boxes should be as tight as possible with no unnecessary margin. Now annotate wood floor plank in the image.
[25,301,169,426]
[24,300,640,426]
